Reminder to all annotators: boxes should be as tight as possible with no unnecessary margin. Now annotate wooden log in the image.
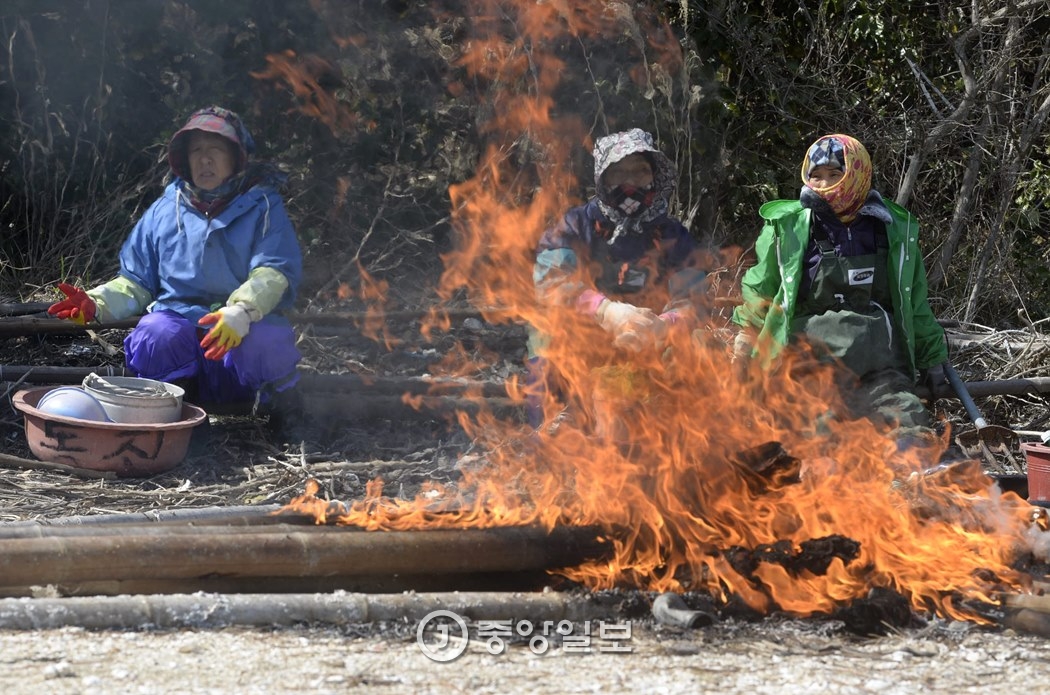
[0,590,622,629]
[0,525,609,589]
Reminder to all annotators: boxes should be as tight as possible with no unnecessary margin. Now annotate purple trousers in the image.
[124,310,301,404]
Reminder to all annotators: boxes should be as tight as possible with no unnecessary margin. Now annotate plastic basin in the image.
[13,386,207,477]
[1020,441,1050,507]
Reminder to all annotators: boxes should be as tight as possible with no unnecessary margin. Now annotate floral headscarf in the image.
[800,134,872,223]
[593,128,676,243]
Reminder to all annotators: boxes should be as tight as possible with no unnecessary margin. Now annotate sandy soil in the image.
[2,618,1049,694]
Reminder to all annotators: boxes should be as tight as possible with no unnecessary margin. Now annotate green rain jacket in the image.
[731,199,948,377]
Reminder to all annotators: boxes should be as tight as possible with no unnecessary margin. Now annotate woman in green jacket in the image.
[731,133,948,441]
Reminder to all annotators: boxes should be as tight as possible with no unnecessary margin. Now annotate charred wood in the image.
[831,587,921,635]
[730,441,802,491]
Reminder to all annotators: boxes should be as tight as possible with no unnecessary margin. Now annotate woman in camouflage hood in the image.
[527,128,708,428]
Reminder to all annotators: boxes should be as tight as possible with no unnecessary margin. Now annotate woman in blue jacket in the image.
[49,106,303,409]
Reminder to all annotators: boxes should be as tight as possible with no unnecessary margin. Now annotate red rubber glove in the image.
[47,283,97,325]
[198,305,251,361]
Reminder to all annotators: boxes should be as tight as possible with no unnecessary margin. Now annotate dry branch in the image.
[0,451,116,480]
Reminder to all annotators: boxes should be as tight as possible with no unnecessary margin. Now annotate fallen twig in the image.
[0,452,116,480]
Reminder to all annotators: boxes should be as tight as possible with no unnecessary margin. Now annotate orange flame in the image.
[251,50,357,135]
[283,0,1047,623]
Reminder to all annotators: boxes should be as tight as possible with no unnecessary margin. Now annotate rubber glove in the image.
[732,330,755,362]
[198,305,251,360]
[921,362,948,396]
[658,310,681,325]
[47,283,97,324]
[596,299,666,352]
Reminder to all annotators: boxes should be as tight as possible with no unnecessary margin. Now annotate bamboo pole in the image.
[0,525,608,588]
[0,504,290,529]
[917,377,1050,399]
[0,590,621,630]
[8,362,1050,402]
[0,304,508,324]
[0,364,132,382]
[0,365,509,398]
[0,302,50,316]
[1000,593,1050,638]
[0,316,140,337]
[0,571,559,598]
[0,522,347,540]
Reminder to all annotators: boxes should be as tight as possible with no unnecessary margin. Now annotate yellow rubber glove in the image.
[198,305,251,361]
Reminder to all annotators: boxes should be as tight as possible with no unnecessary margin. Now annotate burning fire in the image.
[282,0,1048,623]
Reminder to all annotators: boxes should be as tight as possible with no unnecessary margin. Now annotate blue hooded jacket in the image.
[118,179,302,325]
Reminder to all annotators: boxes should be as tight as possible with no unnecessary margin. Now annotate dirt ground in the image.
[2,617,1050,694]
[2,304,1050,693]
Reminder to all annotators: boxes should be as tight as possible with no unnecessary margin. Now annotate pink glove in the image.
[576,289,608,316]
[658,310,681,325]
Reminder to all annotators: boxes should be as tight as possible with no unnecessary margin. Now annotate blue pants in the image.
[124,310,301,404]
